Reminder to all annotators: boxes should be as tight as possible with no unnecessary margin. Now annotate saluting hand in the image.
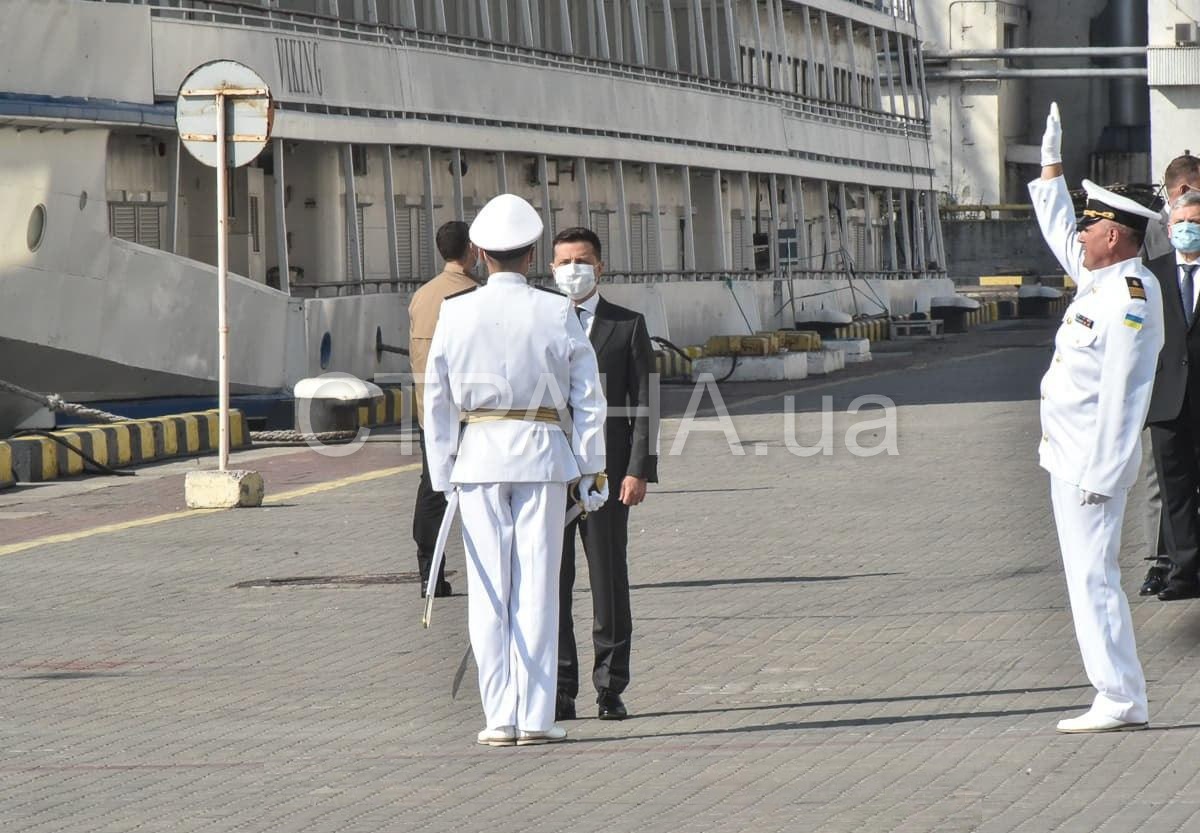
[1041,101,1062,167]
[620,476,647,507]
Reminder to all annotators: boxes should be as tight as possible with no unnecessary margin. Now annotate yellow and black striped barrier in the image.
[0,441,14,490]
[0,409,249,484]
[654,349,693,381]
[358,387,411,428]
[964,302,1001,329]
[833,320,889,342]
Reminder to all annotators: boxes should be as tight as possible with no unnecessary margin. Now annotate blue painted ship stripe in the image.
[0,93,175,128]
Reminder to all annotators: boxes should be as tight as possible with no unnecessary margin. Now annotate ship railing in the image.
[939,204,1035,221]
[290,278,421,299]
[603,269,946,284]
[289,268,945,299]
[126,0,929,141]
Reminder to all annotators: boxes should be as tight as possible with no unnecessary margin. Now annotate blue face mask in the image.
[1171,221,1200,253]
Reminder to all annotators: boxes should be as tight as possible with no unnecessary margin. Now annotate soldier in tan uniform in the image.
[408,221,479,597]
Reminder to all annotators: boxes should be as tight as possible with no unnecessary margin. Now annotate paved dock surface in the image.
[2,320,1199,832]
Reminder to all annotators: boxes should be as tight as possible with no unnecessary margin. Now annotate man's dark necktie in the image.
[1182,264,1196,328]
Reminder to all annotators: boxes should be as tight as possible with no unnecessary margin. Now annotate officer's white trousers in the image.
[1049,476,1148,722]
[459,481,567,733]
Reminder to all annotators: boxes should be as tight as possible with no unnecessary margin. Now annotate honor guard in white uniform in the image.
[1030,103,1164,733]
[423,193,608,747]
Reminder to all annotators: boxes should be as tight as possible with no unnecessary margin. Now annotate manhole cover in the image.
[233,571,455,589]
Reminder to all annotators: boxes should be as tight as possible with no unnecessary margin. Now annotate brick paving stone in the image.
[1,320,1200,832]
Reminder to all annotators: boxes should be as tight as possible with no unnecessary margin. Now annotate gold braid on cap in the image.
[1082,209,1117,220]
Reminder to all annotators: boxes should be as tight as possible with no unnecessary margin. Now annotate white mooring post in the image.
[176,60,273,509]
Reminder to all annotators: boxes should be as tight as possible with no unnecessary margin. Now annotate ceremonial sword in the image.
[422,474,607,697]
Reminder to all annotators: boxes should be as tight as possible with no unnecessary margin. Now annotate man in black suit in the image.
[1146,187,1200,601]
[1141,155,1200,595]
[550,226,658,721]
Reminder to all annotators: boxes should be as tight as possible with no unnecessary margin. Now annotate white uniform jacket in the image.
[422,272,607,492]
[1029,175,1165,496]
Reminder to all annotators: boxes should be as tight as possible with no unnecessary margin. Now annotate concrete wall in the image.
[940,219,1063,282]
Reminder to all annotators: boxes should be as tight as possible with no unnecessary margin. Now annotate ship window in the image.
[346,204,366,279]
[352,146,368,177]
[250,197,261,253]
[396,203,434,279]
[319,332,332,370]
[532,208,561,277]
[27,204,46,252]
[629,213,660,272]
[109,202,164,250]
[589,211,611,264]
[731,211,745,270]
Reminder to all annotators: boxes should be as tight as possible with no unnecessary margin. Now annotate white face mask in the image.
[553,263,597,300]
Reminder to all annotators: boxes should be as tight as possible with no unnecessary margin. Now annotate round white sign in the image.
[175,60,274,169]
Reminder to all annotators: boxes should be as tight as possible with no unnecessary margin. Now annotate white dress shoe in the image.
[476,725,516,747]
[516,725,567,746]
[1055,712,1149,734]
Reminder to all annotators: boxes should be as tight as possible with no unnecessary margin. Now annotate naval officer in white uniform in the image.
[1030,103,1164,733]
[423,193,608,747]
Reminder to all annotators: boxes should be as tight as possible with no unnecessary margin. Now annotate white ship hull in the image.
[1,0,945,434]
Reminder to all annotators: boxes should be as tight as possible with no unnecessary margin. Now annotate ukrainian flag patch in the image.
[1124,313,1144,330]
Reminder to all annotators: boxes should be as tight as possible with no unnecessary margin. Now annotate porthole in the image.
[319,332,332,370]
[27,204,46,252]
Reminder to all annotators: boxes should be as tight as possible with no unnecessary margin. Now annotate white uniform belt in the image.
[460,407,562,425]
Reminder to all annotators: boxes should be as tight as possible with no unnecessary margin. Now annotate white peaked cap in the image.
[469,193,544,252]
[1081,179,1161,224]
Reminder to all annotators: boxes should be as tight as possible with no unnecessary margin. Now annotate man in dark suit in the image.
[1146,188,1200,601]
[1141,155,1200,595]
[550,226,658,721]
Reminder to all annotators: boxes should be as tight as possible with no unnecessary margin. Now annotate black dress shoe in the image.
[1157,581,1200,602]
[555,692,576,721]
[419,580,453,598]
[1140,565,1168,596]
[597,689,628,720]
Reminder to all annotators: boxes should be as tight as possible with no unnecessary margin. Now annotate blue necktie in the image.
[1182,264,1195,327]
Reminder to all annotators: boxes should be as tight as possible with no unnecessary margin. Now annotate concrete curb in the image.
[0,409,250,484]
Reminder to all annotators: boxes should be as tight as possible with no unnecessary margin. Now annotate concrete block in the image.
[822,338,871,356]
[185,470,265,509]
[807,349,844,375]
[5,436,57,482]
[782,352,809,381]
[692,355,784,382]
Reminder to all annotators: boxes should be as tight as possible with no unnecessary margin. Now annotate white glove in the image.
[1041,101,1062,167]
[578,474,609,514]
[1079,489,1110,506]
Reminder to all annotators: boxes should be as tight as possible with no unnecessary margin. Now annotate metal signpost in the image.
[176,61,273,471]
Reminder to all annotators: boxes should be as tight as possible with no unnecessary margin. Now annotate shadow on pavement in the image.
[630,683,1093,721]
[576,704,1082,741]
[629,572,897,590]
